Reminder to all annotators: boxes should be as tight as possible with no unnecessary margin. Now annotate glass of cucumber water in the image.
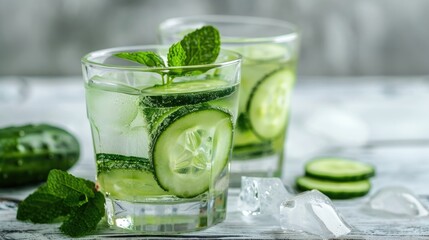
[81,44,241,232]
[159,16,300,186]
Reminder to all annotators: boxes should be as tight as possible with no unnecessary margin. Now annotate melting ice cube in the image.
[238,177,292,217]
[280,190,351,239]
[368,186,429,217]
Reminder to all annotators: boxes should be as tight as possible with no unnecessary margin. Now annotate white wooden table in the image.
[1,76,429,239]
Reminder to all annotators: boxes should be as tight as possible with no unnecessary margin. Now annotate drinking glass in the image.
[159,16,299,186]
[81,45,241,232]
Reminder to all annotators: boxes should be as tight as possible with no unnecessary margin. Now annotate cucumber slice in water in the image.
[98,170,169,200]
[305,157,375,181]
[151,106,233,198]
[296,176,371,199]
[96,153,169,200]
[96,153,153,174]
[140,80,237,107]
[247,68,295,140]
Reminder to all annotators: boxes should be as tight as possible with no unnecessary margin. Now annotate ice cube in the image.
[367,186,429,217]
[86,77,140,129]
[280,190,351,239]
[238,177,292,217]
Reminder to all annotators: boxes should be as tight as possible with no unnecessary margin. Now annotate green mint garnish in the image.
[46,169,95,207]
[115,52,165,67]
[60,191,105,237]
[16,169,105,237]
[168,25,220,67]
[114,25,220,84]
[16,184,71,223]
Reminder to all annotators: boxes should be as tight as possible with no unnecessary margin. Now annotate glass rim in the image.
[81,45,242,71]
[159,15,299,44]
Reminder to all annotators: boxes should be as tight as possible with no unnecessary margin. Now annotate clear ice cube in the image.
[238,177,292,217]
[368,186,429,217]
[86,78,140,128]
[280,190,351,239]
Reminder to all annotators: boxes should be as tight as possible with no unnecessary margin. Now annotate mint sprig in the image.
[114,25,220,84]
[16,170,105,237]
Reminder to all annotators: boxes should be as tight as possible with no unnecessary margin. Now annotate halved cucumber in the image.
[296,176,371,199]
[305,157,375,181]
[96,153,169,200]
[140,79,238,107]
[247,68,295,140]
[151,105,233,198]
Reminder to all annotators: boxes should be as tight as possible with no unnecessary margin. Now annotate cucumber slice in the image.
[247,68,295,140]
[232,142,274,158]
[96,153,169,200]
[96,153,153,174]
[98,170,169,200]
[140,80,237,107]
[296,176,371,199]
[142,107,179,134]
[151,105,233,198]
[305,157,375,181]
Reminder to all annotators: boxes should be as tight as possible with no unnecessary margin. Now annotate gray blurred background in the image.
[1,0,429,77]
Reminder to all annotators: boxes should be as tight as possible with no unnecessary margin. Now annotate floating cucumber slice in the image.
[247,68,295,140]
[140,79,237,107]
[96,153,153,174]
[96,153,169,200]
[98,170,169,200]
[151,105,233,198]
[305,157,375,181]
[296,176,371,199]
[142,107,179,134]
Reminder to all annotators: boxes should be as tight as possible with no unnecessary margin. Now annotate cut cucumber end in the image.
[305,157,375,181]
[151,106,233,198]
[296,176,371,199]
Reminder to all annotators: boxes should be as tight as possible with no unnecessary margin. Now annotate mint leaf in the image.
[47,169,95,207]
[114,25,221,83]
[115,52,165,67]
[16,184,71,223]
[166,25,220,78]
[168,25,220,67]
[60,191,105,237]
[167,42,186,67]
[16,170,106,237]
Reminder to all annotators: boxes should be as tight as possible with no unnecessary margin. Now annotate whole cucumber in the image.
[0,124,80,187]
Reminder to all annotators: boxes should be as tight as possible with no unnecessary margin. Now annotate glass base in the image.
[105,191,227,233]
[229,153,282,187]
